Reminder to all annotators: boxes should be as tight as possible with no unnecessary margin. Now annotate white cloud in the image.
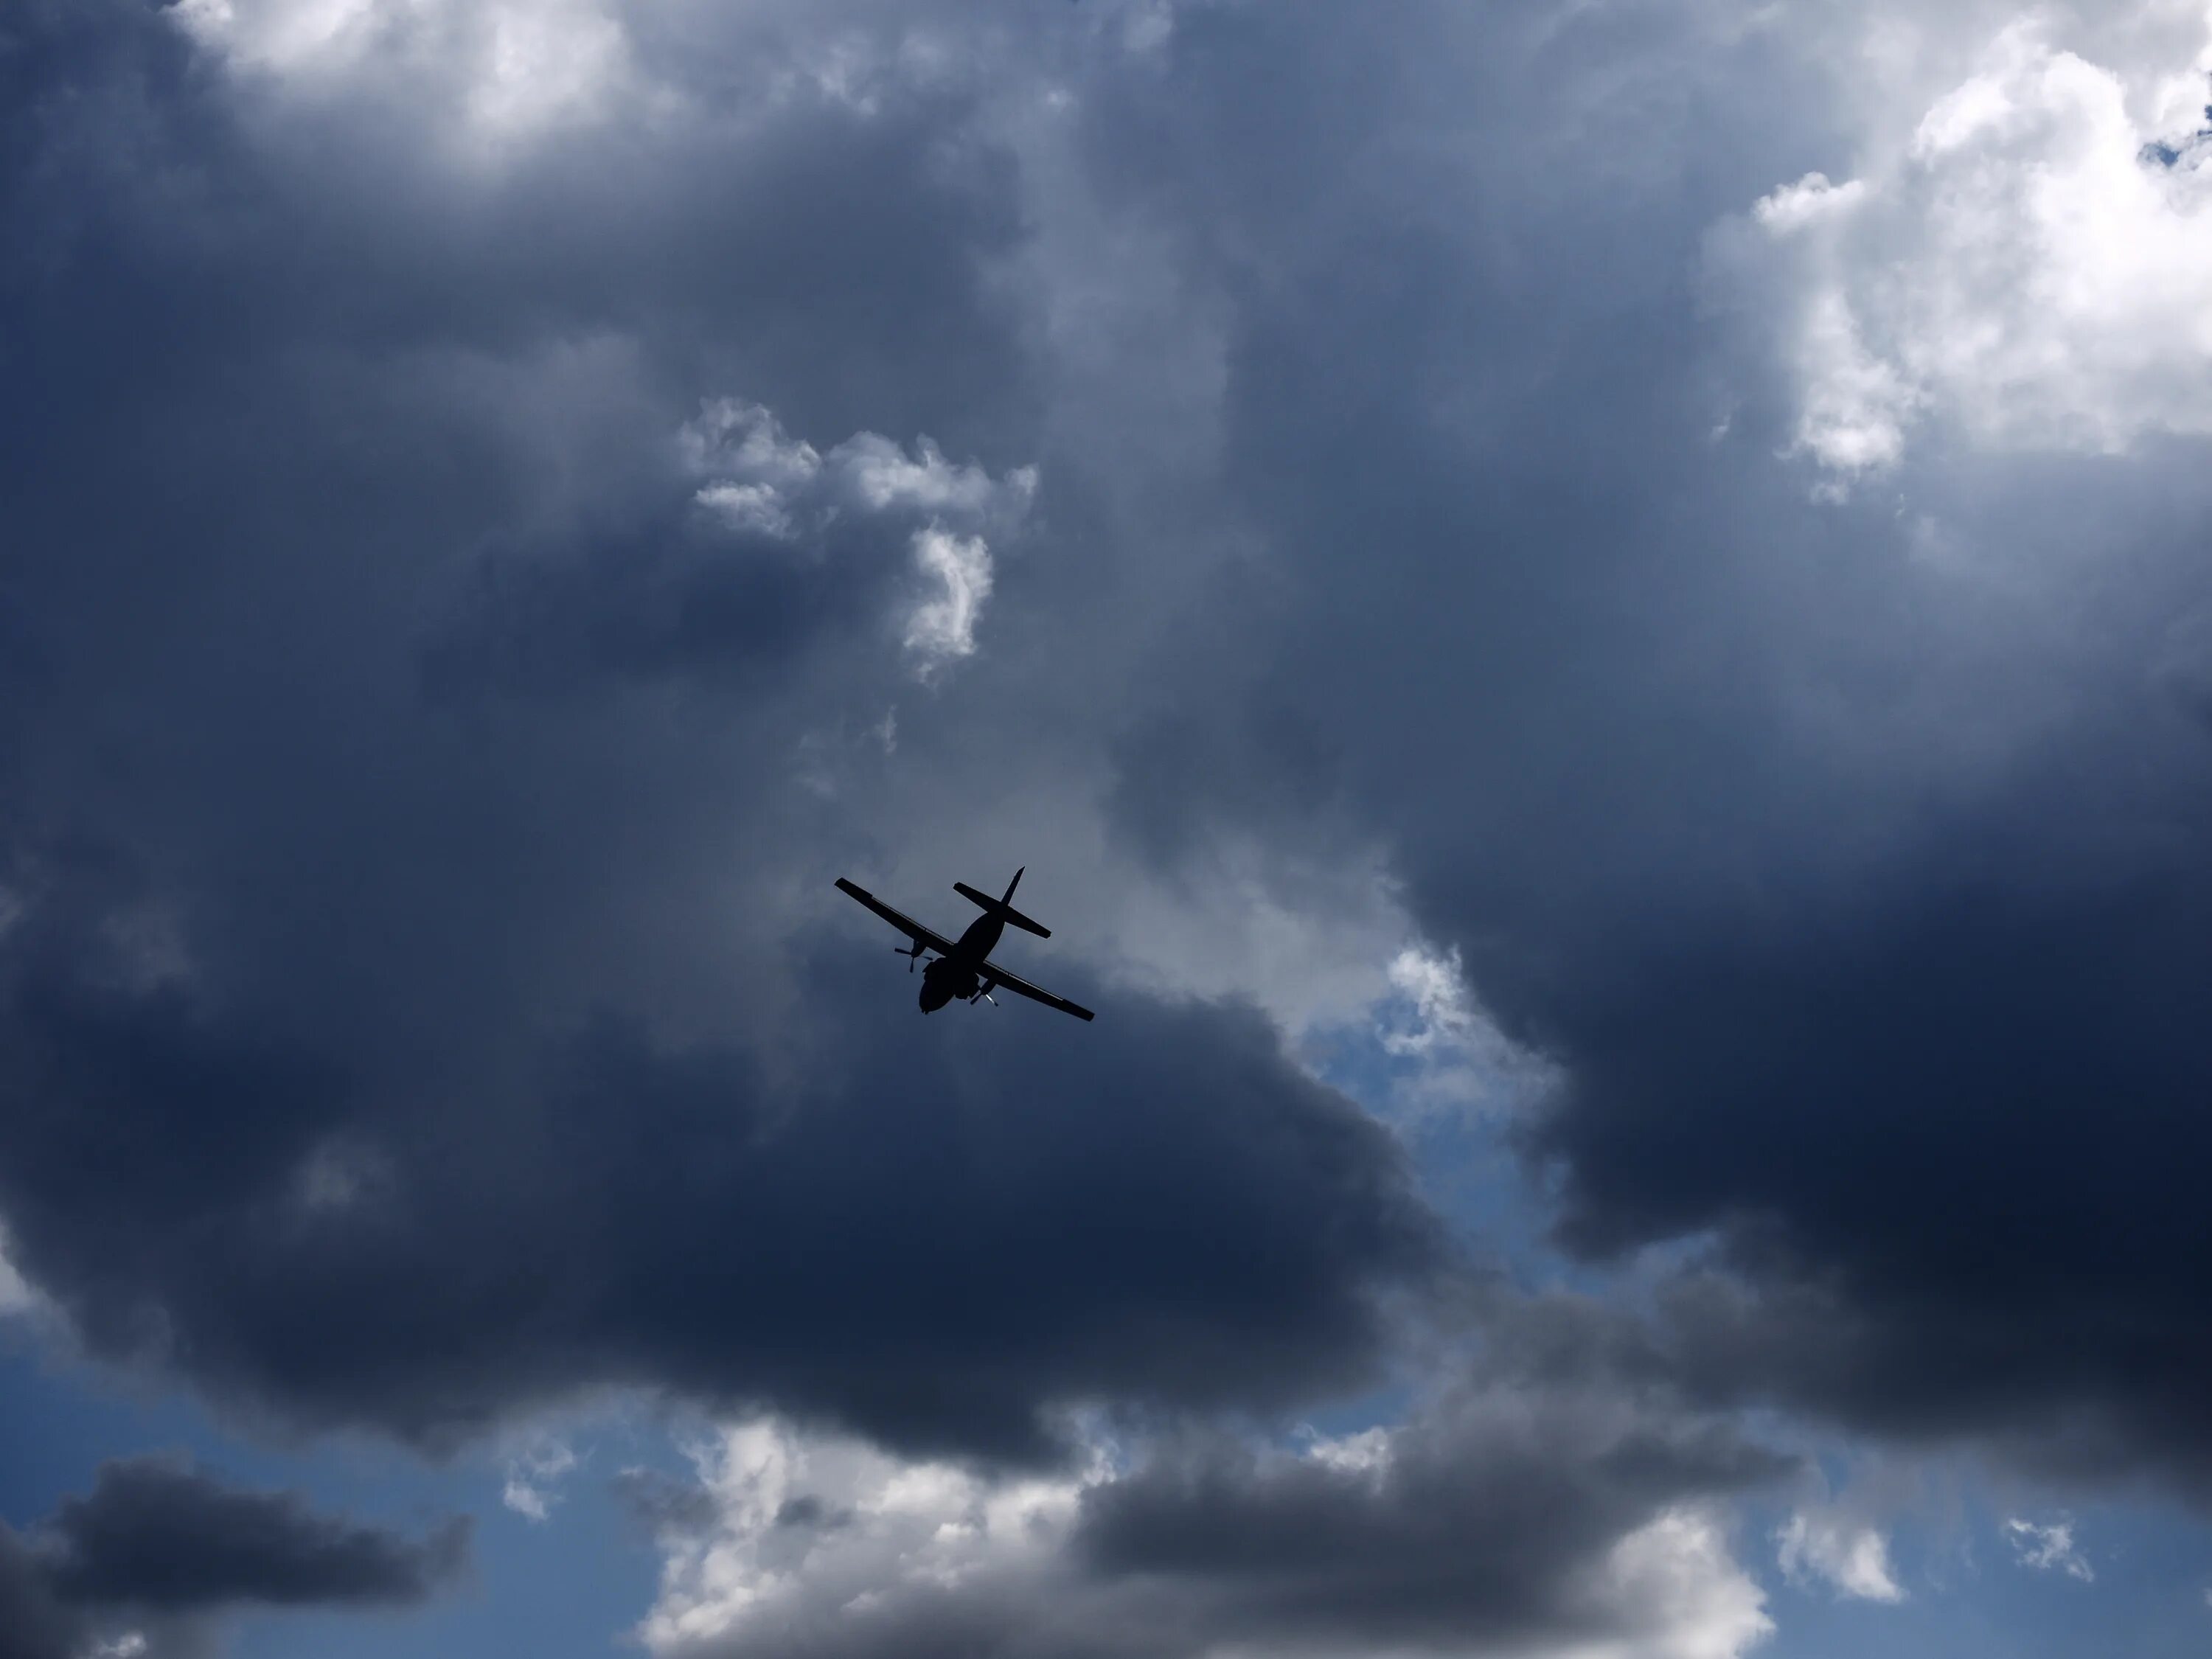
[684,400,1035,543]
[1741,11,2212,484]
[1751,172,1868,234]
[1781,289,1921,483]
[504,1435,583,1524]
[170,0,639,148]
[1383,944,1477,1057]
[2003,1514,2094,1582]
[1776,1508,1905,1601]
[1298,1422,1395,1477]
[695,483,799,540]
[1310,942,1558,1126]
[1579,1506,1775,1659]
[636,1419,1091,1652]
[635,1415,1773,1659]
[684,402,825,509]
[682,398,1035,680]
[838,434,1034,520]
[902,528,994,675]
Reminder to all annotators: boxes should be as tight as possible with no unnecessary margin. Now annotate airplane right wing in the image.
[978,959,1096,1022]
[836,878,956,956]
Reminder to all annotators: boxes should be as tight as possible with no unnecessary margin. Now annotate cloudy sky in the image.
[4,1,2212,1655]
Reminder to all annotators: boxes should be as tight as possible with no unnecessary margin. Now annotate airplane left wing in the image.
[978,959,1096,1022]
[836,878,956,956]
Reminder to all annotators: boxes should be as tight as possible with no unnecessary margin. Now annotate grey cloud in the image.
[0,934,1441,1456]
[0,1528,82,1659]
[422,400,1037,698]
[1060,1,2212,1486]
[0,0,1459,1461]
[0,1460,464,1659]
[34,1458,468,1612]
[648,1389,1784,1659]
[1074,1391,1786,1651]
[611,1469,725,1539]
[9,4,2208,1636]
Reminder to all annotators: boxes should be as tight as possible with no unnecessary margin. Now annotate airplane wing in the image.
[979,959,1096,1022]
[836,878,956,956]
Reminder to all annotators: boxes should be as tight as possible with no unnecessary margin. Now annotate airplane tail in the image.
[954,866,1051,938]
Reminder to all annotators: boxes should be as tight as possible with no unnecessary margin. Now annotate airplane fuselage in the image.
[837,867,1093,1022]
[919,912,1005,1012]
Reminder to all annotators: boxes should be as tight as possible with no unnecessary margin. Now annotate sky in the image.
[2,1,2211,1655]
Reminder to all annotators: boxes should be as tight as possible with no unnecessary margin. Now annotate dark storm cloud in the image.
[9,1,2204,1620]
[1074,2,2212,1483]
[0,941,1439,1458]
[0,1529,82,1659]
[1072,1391,1784,1650]
[418,507,888,699]
[35,1457,468,1610]
[0,1460,463,1659]
[0,0,1442,1466]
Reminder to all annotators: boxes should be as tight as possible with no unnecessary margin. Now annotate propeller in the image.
[897,942,928,973]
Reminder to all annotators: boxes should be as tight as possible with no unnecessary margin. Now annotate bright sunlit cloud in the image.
[1740,11,2212,486]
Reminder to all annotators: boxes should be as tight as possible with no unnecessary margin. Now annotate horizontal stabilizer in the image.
[954,880,1051,938]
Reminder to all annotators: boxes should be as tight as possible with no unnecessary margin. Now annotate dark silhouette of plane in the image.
[835,867,1096,1021]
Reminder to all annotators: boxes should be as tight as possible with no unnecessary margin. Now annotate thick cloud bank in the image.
[631,1392,1781,1659]
[1071,0,2212,1486]
[6,0,2212,1654]
[0,938,1438,1455]
[0,0,1439,1461]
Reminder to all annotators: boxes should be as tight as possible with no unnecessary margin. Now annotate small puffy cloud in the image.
[1776,1508,1905,1602]
[683,402,825,530]
[636,1419,1091,1655]
[1735,15,2212,484]
[694,482,800,540]
[1750,173,1867,235]
[835,434,1034,521]
[682,400,1034,545]
[1382,944,1477,1059]
[503,1436,583,1525]
[2003,1515,2094,1582]
[1324,943,1557,1125]
[682,398,1034,679]
[902,528,994,674]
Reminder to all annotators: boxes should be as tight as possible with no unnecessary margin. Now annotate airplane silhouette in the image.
[835,867,1096,1021]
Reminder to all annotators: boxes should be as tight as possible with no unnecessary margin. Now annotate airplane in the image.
[835,866,1096,1021]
